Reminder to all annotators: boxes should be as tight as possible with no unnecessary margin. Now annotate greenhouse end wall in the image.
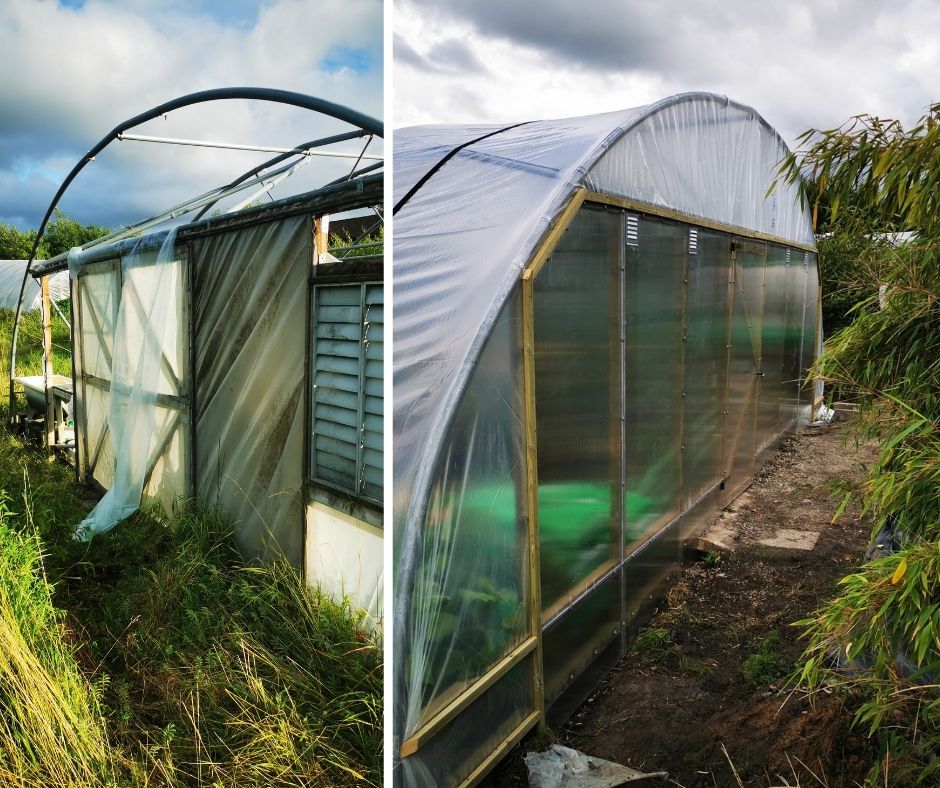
[398,199,819,786]
[71,201,385,625]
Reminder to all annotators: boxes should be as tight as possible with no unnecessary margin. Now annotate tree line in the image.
[0,210,110,261]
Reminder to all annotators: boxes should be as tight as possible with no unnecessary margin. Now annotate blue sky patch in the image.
[321,44,375,75]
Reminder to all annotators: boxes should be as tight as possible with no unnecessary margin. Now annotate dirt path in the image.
[488,420,881,787]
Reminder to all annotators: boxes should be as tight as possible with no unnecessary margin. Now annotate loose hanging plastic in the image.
[75,228,179,540]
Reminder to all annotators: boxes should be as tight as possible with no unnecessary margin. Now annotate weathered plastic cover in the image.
[0,260,69,311]
[394,91,813,601]
[192,215,310,567]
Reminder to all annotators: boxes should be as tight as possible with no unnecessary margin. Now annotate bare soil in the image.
[487,421,881,787]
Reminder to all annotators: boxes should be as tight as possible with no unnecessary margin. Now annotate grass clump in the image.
[631,626,673,663]
[740,631,788,689]
[0,496,115,787]
[0,422,382,785]
[68,508,382,786]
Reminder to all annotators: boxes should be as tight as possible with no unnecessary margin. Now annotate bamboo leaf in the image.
[891,557,908,585]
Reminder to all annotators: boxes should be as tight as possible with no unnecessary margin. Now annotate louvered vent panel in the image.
[626,214,639,246]
[311,282,383,507]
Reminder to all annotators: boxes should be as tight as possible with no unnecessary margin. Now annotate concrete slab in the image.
[757,528,821,551]
[693,520,738,552]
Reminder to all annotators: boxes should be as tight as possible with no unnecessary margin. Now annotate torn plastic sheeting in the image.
[525,745,667,787]
[75,228,179,540]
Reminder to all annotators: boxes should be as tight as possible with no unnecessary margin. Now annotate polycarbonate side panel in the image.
[401,658,535,788]
[682,229,731,509]
[534,206,621,616]
[722,240,765,498]
[624,216,685,544]
[757,245,789,450]
[120,251,189,515]
[401,290,530,740]
[145,403,188,514]
[585,96,814,248]
[192,216,309,567]
[800,252,821,420]
[542,570,621,705]
[72,234,189,538]
[782,254,806,424]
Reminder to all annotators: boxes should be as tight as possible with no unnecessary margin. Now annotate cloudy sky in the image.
[0,0,382,231]
[394,0,939,148]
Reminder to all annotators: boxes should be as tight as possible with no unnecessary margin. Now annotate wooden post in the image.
[314,214,330,264]
[41,275,55,459]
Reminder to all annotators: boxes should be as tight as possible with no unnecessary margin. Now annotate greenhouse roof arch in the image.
[392,90,816,688]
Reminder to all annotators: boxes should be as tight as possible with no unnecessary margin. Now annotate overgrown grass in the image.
[0,431,382,786]
[0,498,115,787]
[0,306,382,785]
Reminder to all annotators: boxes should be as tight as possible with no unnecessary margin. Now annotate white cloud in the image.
[0,0,383,229]
[394,0,940,149]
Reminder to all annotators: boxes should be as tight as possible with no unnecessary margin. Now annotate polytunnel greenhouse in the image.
[8,89,385,625]
[392,92,821,786]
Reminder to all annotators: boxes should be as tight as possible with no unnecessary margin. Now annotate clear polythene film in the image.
[73,229,183,538]
[584,96,813,246]
[0,260,69,311]
[399,290,532,782]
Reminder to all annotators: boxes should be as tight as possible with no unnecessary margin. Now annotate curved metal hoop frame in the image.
[7,87,383,419]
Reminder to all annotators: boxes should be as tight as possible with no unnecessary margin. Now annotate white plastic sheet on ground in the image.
[525,745,667,787]
[74,230,179,539]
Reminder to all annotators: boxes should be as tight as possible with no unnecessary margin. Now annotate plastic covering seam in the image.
[392,122,533,215]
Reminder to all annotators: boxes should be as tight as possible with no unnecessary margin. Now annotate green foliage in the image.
[781,106,940,236]
[0,225,38,260]
[784,105,940,784]
[815,227,883,331]
[0,209,110,261]
[329,225,383,258]
[43,210,110,259]
[703,549,722,569]
[632,626,673,661]
[740,631,788,689]
[0,430,382,786]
